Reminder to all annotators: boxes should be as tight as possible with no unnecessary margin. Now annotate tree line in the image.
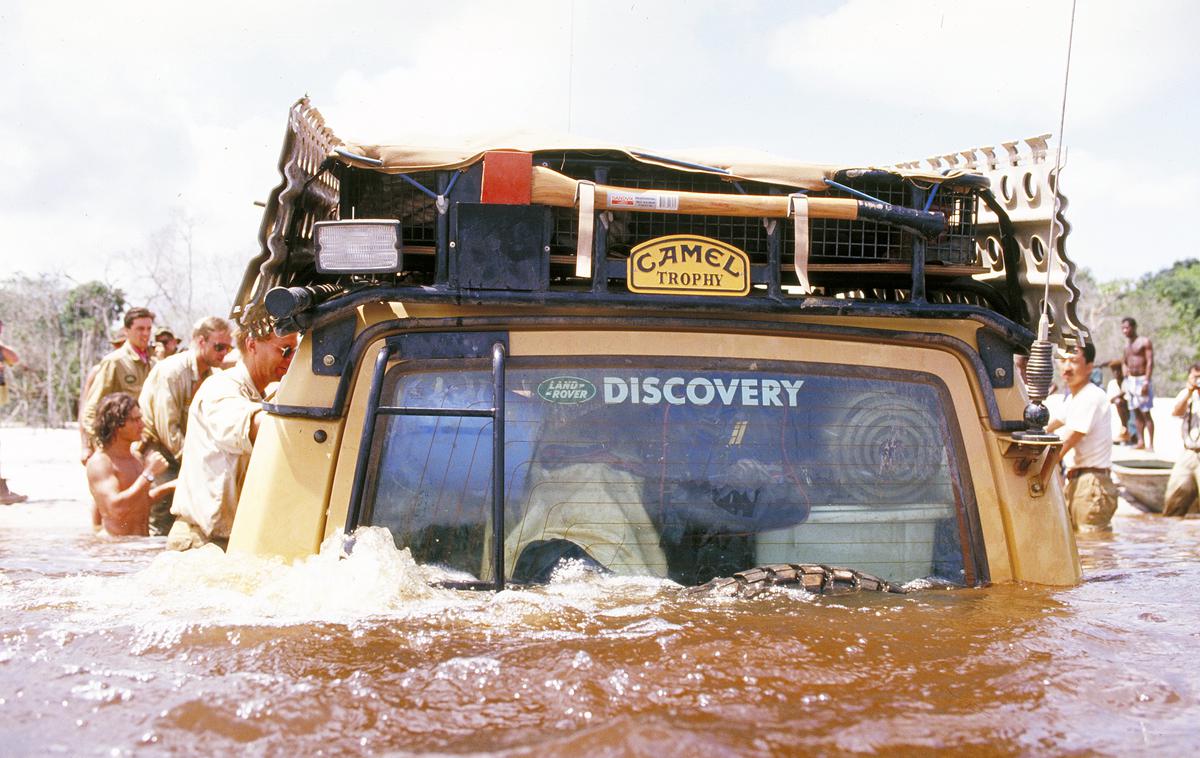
[1076,259,1200,387]
[1,276,126,426]
[3,259,1199,428]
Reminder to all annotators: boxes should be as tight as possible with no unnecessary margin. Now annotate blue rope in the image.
[822,178,886,205]
[923,183,940,212]
[630,151,730,175]
[397,173,438,200]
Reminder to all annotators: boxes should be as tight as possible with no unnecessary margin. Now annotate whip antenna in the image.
[1018,0,1077,440]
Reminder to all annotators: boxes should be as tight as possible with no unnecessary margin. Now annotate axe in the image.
[528,166,947,238]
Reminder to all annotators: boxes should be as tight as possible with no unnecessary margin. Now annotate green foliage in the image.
[1143,260,1200,326]
[0,276,125,426]
[1078,259,1200,389]
[61,281,126,339]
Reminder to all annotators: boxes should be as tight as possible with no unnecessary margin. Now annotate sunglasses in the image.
[212,343,233,353]
[279,345,297,360]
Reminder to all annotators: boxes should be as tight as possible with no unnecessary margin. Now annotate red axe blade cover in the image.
[480,151,533,204]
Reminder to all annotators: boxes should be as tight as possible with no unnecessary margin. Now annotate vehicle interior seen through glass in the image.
[361,356,973,586]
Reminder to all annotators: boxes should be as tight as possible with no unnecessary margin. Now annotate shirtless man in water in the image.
[86,392,172,536]
[1121,316,1155,450]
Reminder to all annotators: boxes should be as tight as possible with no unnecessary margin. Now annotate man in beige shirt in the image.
[80,307,156,465]
[166,326,298,551]
[1164,363,1200,517]
[138,316,233,535]
[1,319,26,506]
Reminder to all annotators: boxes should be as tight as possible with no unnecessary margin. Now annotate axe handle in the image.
[530,166,946,237]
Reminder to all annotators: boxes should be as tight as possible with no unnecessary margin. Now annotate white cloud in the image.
[1,0,1197,300]
[1063,148,1200,279]
[768,0,1198,125]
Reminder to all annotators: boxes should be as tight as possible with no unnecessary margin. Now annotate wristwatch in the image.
[142,471,156,484]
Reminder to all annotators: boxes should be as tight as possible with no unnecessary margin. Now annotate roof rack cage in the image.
[236,98,1088,347]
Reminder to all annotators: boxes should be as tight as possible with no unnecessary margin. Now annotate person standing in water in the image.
[138,316,234,535]
[1121,316,1155,451]
[167,327,297,551]
[1163,363,1200,517]
[85,392,171,536]
[1106,360,1134,445]
[0,319,27,505]
[80,308,156,465]
[1048,343,1117,531]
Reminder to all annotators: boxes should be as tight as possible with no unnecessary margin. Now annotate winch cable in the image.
[1022,0,1077,436]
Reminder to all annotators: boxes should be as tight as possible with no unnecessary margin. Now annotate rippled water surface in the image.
[3,428,1200,755]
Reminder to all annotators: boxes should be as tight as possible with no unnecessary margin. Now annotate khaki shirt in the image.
[139,351,211,460]
[171,362,261,539]
[0,347,13,407]
[81,342,153,439]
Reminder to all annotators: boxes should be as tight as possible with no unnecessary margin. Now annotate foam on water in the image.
[1,527,451,629]
[1,526,681,637]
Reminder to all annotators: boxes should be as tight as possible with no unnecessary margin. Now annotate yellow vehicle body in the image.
[229,303,1080,587]
[227,99,1085,589]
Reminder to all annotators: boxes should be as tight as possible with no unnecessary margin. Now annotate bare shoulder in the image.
[86,450,115,481]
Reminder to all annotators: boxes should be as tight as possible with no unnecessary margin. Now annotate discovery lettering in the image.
[602,376,804,407]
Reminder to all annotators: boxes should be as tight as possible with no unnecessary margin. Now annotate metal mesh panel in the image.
[347,171,439,247]
[795,181,907,262]
[603,169,772,262]
[789,182,979,265]
[549,167,775,265]
[925,190,978,265]
[548,163,979,269]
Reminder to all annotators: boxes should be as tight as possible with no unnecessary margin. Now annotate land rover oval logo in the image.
[627,234,751,297]
[537,376,596,404]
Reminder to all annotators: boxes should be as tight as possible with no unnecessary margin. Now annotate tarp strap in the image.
[790,194,812,293]
[922,182,940,212]
[437,170,463,215]
[575,181,596,278]
[397,173,437,200]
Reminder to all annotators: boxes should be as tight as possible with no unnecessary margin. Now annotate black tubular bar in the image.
[490,341,507,591]
[343,343,393,537]
[910,237,927,303]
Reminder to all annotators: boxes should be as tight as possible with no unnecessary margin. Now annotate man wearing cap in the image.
[1048,343,1118,531]
[154,327,180,361]
[139,316,234,535]
[80,307,156,465]
[167,326,298,551]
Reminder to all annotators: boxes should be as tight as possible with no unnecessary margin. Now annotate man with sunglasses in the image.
[167,325,298,551]
[138,316,234,535]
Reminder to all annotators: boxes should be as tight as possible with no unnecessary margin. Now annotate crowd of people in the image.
[0,306,298,550]
[1047,316,1200,532]
[3,306,1200,548]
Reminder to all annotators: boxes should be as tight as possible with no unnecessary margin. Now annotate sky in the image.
[2,0,1197,321]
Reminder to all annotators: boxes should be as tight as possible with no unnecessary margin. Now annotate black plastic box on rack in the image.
[450,203,552,291]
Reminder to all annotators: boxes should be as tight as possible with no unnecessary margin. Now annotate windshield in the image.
[361,357,977,586]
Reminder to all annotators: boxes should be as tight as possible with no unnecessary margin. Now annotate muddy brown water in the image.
[2,431,1200,755]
